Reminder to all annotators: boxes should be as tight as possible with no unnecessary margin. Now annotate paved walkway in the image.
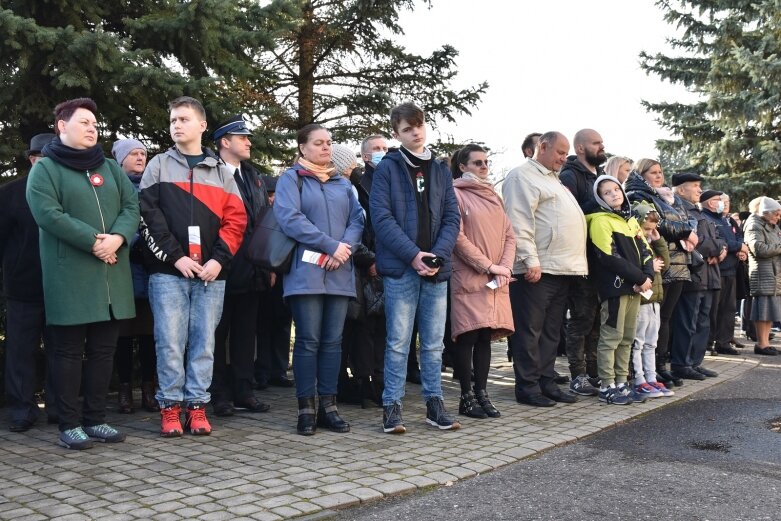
[0,341,766,521]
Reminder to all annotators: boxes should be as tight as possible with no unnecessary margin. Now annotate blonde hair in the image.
[632,158,661,177]
[605,156,630,178]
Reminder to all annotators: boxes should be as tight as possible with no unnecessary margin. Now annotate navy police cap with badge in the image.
[212,115,253,142]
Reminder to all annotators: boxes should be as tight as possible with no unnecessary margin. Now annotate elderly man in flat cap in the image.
[670,173,727,381]
[210,115,272,416]
[0,133,57,431]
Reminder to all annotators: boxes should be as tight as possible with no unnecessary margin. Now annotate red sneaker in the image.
[185,404,212,435]
[160,404,183,438]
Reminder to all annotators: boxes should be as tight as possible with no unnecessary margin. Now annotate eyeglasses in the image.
[470,159,491,168]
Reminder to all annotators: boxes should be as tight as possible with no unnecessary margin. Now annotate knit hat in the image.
[755,196,781,215]
[111,138,146,167]
[631,200,659,225]
[331,144,357,176]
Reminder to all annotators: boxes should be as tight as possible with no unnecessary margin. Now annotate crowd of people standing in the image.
[2,96,780,450]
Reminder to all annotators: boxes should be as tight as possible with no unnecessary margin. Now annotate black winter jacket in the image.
[702,209,743,277]
[0,175,43,302]
[559,155,602,214]
[624,171,694,283]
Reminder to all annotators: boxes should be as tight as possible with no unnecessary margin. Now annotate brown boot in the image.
[141,381,160,412]
[118,383,134,414]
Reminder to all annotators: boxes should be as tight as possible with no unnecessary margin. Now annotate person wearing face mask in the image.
[700,191,747,356]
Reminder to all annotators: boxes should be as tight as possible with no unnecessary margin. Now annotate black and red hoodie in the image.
[139,146,246,279]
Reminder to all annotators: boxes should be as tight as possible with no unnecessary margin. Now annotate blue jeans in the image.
[288,294,349,398]
[148,273,225,407]
[382,268,448,405]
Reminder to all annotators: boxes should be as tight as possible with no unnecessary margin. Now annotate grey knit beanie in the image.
[111,138,146,167]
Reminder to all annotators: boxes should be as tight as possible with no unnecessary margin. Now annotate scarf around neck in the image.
[42,136,105,171]
[461,171,494,188]
[400,146,432,168]
[299,158,336,183]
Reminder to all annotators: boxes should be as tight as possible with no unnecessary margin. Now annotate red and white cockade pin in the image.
[89,173,104,186]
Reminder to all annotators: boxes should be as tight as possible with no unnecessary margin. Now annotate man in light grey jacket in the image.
[503,131,588,407]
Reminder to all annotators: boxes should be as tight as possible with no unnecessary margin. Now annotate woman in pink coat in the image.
[450,144,515,419]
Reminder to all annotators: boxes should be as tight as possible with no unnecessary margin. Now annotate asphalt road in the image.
[333,360,781,521]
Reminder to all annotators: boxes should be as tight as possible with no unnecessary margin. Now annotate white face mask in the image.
[716,201,725,214]
[370,151,386,165]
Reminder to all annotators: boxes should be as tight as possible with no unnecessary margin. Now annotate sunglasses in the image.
[470,159,491,168]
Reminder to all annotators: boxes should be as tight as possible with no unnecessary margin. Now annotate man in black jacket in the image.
[210,116,271,416]
[559,129,606,396]
[0,133,56,431]
[702,192,747,355]
[670,175,726,380]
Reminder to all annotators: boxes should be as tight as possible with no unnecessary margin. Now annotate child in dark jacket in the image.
[630,201,674,398]
[586,176,655,405]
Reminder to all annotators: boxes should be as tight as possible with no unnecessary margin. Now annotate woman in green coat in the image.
[26,98,140,450]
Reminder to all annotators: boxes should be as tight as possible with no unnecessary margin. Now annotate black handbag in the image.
[245,206,297,273]
[363,276,385,316]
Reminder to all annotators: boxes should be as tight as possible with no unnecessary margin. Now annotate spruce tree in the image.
[640,0,781,205]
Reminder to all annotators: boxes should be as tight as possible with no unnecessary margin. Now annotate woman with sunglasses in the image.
[448,144,515,418]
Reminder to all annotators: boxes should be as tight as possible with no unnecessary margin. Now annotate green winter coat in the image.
[26,157,140,325]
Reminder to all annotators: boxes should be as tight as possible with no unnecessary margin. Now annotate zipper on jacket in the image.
[321,183,331,285]
[87,171,112,305]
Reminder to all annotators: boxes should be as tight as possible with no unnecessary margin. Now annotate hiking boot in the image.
[83,423,126,443]
[185,404,212,435]
[118,383,134,414]
[382,402,406,434]
[474,388,501,418]
[569,374,599,396]
[459,391,488,419]
[160,404,183,438]
[58,427,94,450]
[425,397,460,430]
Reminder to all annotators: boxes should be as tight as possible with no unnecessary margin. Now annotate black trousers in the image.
[49,320,119,431]
[657,280,685,366]
[342,314,386,380]
[509,274,571,396]
[565,276,600,378]
[711,276,736,348]
[213,291,261,401]
[4,299,55,422]
[254,282,292,384]
[452,327,492,393]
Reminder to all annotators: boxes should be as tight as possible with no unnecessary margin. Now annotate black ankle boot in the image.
[297,397,317,436]
[317,395,350,433]
[474,388,500,418]
[459,391,487,419]
[118,383,134,414]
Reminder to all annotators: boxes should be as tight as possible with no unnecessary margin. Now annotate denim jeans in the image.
[288,294,349,398]
[382,268,448,405]
[632,303,660,384]
[148,273,225,407]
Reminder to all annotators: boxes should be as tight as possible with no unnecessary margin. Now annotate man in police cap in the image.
[0,133,57,431]
[210,115,272,416]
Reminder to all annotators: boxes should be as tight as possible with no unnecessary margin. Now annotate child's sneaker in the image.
[569,374,599,396]
[649,381,675,397]
[620,383,646,403]
[160,404,183,438]
[185,404,212,435]
[598,387,633,405]
[634,382,663,399]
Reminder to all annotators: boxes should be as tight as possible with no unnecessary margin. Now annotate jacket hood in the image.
[593,174,631,217]
[624,170,657,195]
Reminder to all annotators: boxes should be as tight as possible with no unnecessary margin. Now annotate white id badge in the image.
[188,225,202,262]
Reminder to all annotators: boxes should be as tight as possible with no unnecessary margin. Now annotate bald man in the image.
[559,129,607,396]
[503,132,588,407]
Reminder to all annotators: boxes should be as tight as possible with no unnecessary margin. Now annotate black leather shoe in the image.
[693,365,718,377]
[297,397,317,436]
[213,400,235,417]
[234,396,271,413]
[543,388,579,404]
[515,393,556,407]
[715,345,739,355]
[754,345,779,356]
[269,376,294,388]
[657,369,682,387]
[730,337,746,348]
[553,371,570,385]
[9,418,35,433]
[317,395,350,433]
[459,392,488,418]
[672,367,706,381]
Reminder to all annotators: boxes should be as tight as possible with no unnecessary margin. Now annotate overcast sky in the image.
[394,0,698,172]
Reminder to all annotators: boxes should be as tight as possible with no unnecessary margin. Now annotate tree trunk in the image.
[296,2,316,129]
